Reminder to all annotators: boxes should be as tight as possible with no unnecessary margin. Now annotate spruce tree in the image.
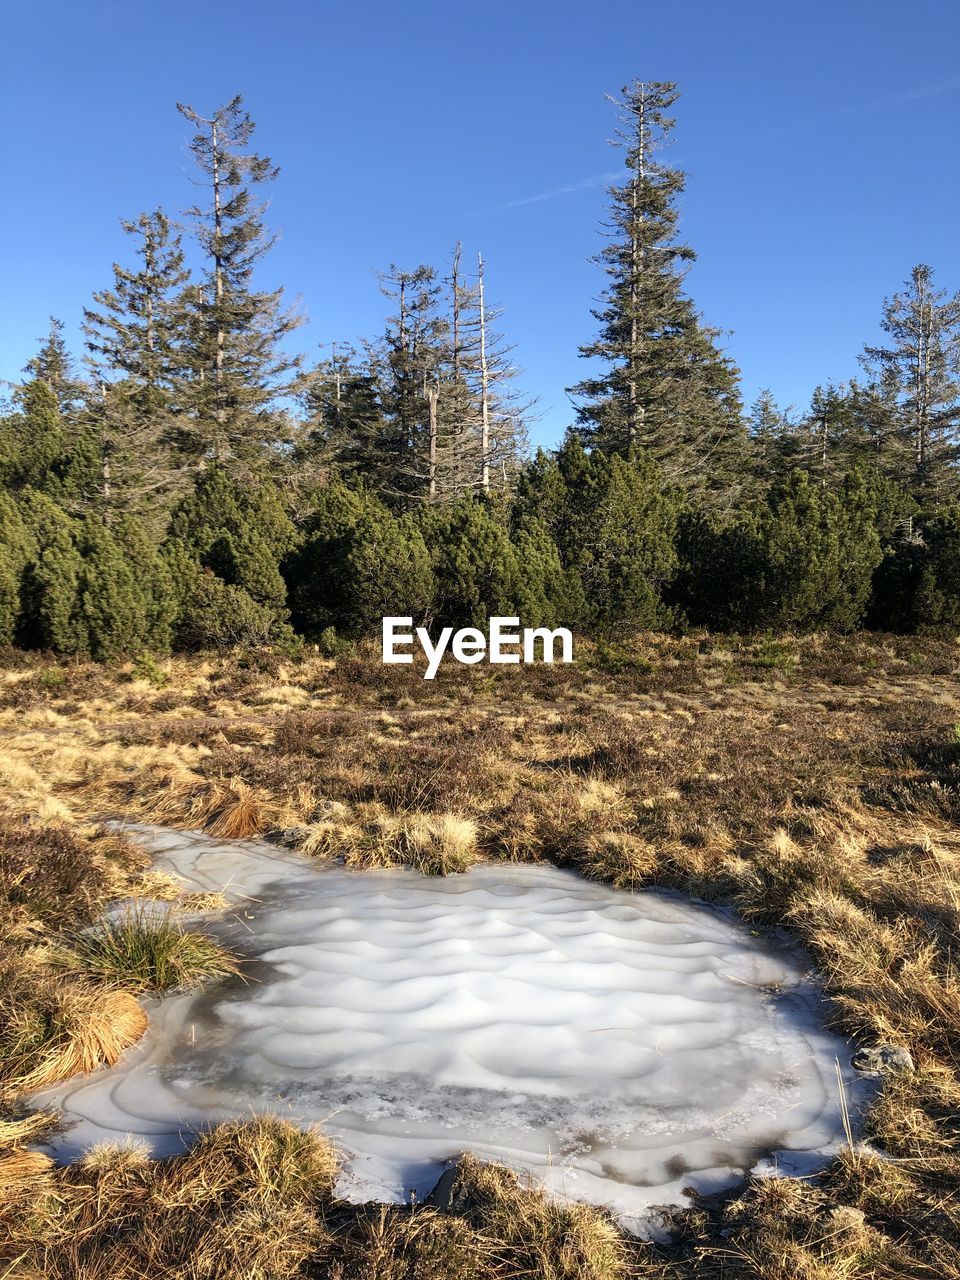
[373,264,448,502]
[298,343,387,482]
[23,319,87,417]
[862,264,960,508]
[176,95,302,463]
[568,81,745,501]
[83,209,191,518]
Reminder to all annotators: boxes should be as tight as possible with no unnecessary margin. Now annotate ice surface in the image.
[33,825,870,1233]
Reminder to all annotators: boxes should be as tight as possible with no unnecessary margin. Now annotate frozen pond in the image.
[34,825,868,1233]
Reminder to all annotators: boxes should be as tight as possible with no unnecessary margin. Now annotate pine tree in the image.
[285,480,367,637]
[2,381,101,510]
[75,518,146,659]
[16,492,86,653]
[421,496,528,629]
[754,471,882,631]
[515,435,677,631]
[176,95,302,463]
[83,209,191,518]
[166,465,296,614]
[0,494,34,645]
[113,515,178,652]
[339,507,433,635]
[862,264,960,508]
[298,342,387,481]
[568,81,745,501]
[23,319,87,417]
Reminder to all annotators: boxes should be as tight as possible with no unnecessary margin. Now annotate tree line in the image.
[3,82,960,659]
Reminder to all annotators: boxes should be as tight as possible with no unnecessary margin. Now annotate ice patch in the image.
[32,824,870,1233]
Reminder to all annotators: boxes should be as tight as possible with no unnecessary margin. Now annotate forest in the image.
[3,80,960,659]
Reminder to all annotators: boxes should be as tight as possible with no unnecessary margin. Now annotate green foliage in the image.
[568,82,745,504]
[754,471,882,631]
[175,572,282,651]
[63,905,239,993]
[422,497,526,630]
[131,654,170,687]
[287,480,432,637]
[16,491,86,654]
[877,509,960,632]
[167,466,295,613]
[112,515,177,653]
[75,519,148,660]
[519,439,678,632]
[0,492,33,645]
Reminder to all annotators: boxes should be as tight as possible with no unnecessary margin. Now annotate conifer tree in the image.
[2,382,101,511]
[373,264,448,502]
[176,95,302,462]
[16,492,86,653]
[0,494,33,645]
[515,435,677,630]
[75,518,146,659]
[166,466,296,613]
[747,389,794,483]
[83,209,191,517]
[23,319,87,417]
[862,264,960,508]
[298,343,386,481]
[568,81,745,501]
[421,497,527,629]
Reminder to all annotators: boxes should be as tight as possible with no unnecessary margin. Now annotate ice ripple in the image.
[32,824,871,1235]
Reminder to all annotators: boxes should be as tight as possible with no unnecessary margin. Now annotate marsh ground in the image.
[1,632,960,1278]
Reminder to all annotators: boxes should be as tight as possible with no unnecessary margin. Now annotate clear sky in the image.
[2,0,959,448]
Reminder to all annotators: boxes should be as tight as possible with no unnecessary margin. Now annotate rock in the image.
[852,1043,914,1075]
[425,1159,469,1213]
[276,826,309,849]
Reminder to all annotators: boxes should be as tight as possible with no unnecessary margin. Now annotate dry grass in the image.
[1,636,959,1277]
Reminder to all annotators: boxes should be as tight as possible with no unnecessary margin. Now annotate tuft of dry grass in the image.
[203,777,265,839]
[1,1117,339,1279]
[1,974,148,1095]
[447,1154,631,1280]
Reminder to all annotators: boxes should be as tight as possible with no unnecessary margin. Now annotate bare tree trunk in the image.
[478,252,491,493]
[211,118,225,454]
[628,82,645,448]
[427,382,438,502]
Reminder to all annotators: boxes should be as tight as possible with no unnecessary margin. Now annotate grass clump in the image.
[0,958,148,1095]
[3,1117,338,1280]
[62,905,239,993]
[449,1154,630,1280]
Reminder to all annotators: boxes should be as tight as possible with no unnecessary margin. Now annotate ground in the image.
[1,632,959,1278]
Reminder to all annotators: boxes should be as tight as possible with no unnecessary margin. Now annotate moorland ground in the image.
[1,632,960,1279]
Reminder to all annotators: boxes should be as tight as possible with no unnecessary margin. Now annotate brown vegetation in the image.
[0,633,959,1277]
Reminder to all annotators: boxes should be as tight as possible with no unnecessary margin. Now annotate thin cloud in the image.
[489,169,627,213]
[763,74,960,141]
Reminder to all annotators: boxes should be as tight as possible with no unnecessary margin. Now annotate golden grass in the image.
[203,777,266,839]
[10,987,148,1094]
[1,637,960,1277]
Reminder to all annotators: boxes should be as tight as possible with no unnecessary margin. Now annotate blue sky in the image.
[2,0,959,447]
